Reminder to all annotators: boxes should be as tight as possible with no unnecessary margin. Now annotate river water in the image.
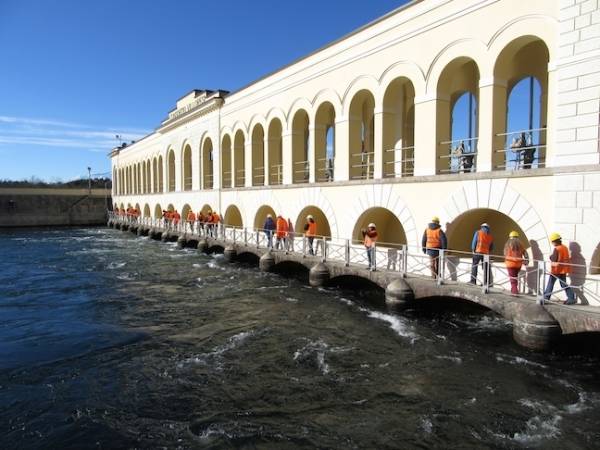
[1,227,600,449]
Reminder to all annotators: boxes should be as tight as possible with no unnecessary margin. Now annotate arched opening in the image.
[349,90,375,180]
[145,160,151,193]
[493,36,549,171]
[267,118,283,185]
[294,205,332,239]
[221,134,232,188]
[446,208,529,255]
[199,204,213,215]
[251,124,265,186]
[132,164,137,194]
[181,204,192,221]
[315,102,336,182]
[224,205,243,227]
[167,150,176,192]
[234,130,246,187]
[182,145,192,191]
[382,77,415,178]
[152,158,158,193]
[291,109,310,184]
[436,57,480,174]
[158,156,164,192]
[202,138,213,190]
[154,204,162,219]
[591,244,600,275]
[351,207,406,247]
[253,205,277,230]
[127,166,132,194]
[143,204,151,217]
[134,203,141,213]
[137,162,142,193]
[167,204,175,213]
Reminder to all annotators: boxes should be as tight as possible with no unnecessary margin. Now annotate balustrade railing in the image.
[494,127,547,170]
[439,137,478,174]
[108,211,600,305]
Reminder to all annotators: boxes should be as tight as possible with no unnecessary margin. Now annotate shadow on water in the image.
[271,261,309,284]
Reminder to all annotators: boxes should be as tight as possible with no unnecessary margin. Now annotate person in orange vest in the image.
[173,210,181,228]
[212,211,221,238]
[544,232,576,304]
[205,210,214,237]
[287,218,295,252]
[275,214,288,250]
[303,215,317,255]
[471,222,494,286]
[197,211,205,236]
[362,223,378,271]
[503,231,528,295]
[187,210,196,234]
[421,216,447,279]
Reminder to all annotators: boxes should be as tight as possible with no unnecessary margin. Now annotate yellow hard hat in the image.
[509,231,519,238]
[549,232,561,242]
[431,216,440,223]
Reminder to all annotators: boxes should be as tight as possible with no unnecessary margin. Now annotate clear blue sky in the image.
[0,0,409,182]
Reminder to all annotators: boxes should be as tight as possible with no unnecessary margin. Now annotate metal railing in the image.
[316,157,335,182]
[439,137,478,174]
[350,151,374,180]
[384,145,414,177]
[495,128,547,170]
[293,160,310,183]
[108,212,600,306]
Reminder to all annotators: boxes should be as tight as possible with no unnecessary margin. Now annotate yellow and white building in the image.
[110,0,600,279]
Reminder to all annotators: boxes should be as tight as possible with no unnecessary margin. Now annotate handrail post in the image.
[437,249,445,286]
[373,243,377,271]
[322,238,327,263]
[302,237,306,257]
[401,244,407,277]
[345,239,350,266]
[256,230,260,249]
[537,261,546,305]
[483,254,490,294]
[244,228,248,246]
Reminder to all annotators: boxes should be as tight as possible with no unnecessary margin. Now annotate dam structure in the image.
[110,0,600,347]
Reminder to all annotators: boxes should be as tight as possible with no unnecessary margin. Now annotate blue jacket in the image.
[471,227,494,253]
[263,217,276,231]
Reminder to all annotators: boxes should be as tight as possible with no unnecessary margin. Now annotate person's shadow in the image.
[526,239,544,295]
[569,241,589,305]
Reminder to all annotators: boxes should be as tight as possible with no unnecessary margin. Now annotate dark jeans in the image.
[307,236,314,255]
[544,273,575,303]
[471,254,489,285]
[265,231,273,248]
[366,246,375,269]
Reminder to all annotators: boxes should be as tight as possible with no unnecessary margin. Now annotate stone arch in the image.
[286,97,313,128]
[233,129,246,187]
[345,185,417,247]
[351,207,407,248]
[267,117,283,185]
[167,148,176,192]
[221,133,232,188]
[182,143,192,191]
[381,75,416,178]
[348,89,376,180]
[288,187,338,237]
[342,75,380,117]
[291,108,310,184]
[157,155,164,192]
[181,203,192,221]
[143,204,151,217]
[591,244,600,276]
[167,203,175,212]
[254,205,277,231]
[224,204,243,227]
[154,204,162,219]
[199,203,214,215]
[265,106,287,128]
[378,60,426,99]
[295,205,331,239]
[314,101,336,182]
[311,89,342,118]
[442,179,551,255]
[201,136,214,190]
[251,123,265,186]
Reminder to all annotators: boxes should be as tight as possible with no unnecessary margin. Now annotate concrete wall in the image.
[0,188,111,227]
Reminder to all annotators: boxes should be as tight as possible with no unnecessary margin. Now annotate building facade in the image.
[110,0,600,289]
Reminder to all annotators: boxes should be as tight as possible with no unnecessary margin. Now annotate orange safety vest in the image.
[426,228,442,248]
[212,213,220,223]
[276,217,288,238]
[551,244,571,275]
[187,212,196,222]
[475,230,493,254]
[504,245,524,270]
[173,212,180,224]
[306,221,317,237]
[364,231,378,248]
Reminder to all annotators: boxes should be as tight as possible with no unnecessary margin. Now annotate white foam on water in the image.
[435,355,462,364]
[338,297,354,306]
[293,339,352,376]
[366,311,418,342]
[107,261,126,269]
[206,261,226,270]
[192,263,203,268]
[420,417,433,434]
[496,354,548,369]
[285,297,299,303]
[178,330,257,368]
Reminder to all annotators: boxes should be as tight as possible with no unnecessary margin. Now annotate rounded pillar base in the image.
[197,239,208,253]
[176,236,186,249]
[259,251,275,272]
[385,278,415,310]
[309,262,330,287]
[137,227,144,236]
[224,246,237,262]
[513,304,561,351]
[161,232,170,242]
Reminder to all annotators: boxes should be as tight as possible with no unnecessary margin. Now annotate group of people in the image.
[160,209,221,237]
[421,217,575,303]
[116,206,140,222]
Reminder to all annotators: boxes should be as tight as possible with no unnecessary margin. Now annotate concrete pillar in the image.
[308,125,318,183]
[259,251,275,272]
[373,109,385,179]
[244,141,253,188]
[385,278,414,309]
[478,77,507,172]
[413,95,438,176]
[309,262,330,287]
[224,245,237,262]
[512,303,561,351]
[282,132,293,185]
[263,136,270,186]
[334,118,350,182]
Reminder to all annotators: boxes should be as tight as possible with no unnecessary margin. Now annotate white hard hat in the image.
[481,223,489,227]
[307,215,314,220]
[267,214,272,218]
[368,223,376,228]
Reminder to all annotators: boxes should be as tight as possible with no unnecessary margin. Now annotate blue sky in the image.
[0,0,409,181]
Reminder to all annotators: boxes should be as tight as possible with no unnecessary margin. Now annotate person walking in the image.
[544,232,576,304]
[186,210,196,234]
[212,211,221,238]
[172,209,181,230]
[362,223,378,271]
[303,215,317,255]
[263,214,276,249]
[503,231,527,295]
[471,223,493,286]
[421,216,447,279]
[275,214,288,250]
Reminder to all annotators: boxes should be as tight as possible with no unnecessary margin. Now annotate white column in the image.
[334,118,350,182]
[282,132,293,185]
[413,94,439,176]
